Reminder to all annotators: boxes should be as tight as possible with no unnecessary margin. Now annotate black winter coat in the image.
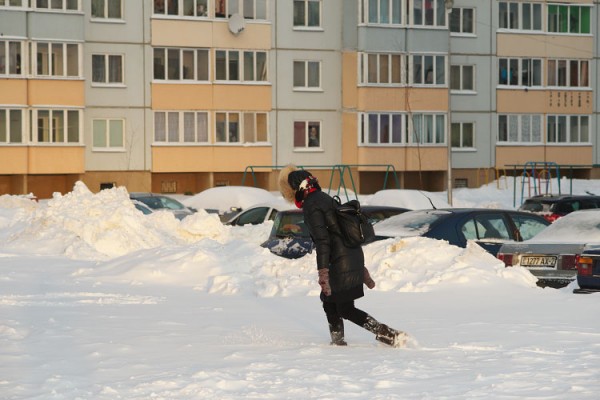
[302,190,365,303]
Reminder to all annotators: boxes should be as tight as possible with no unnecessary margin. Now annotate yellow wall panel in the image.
[498,34,592,58]
[0,147,28,173]
[0,80,28,104]
[342,52,358,109]
[496,146,592,168]
[357,88,448,112]
[28,80,85,106]
[152,84,215,109]
[358,147,448,171]
[28,147,85,174]
[497,90,593,114]
[212,85,271,110]
[152,146,271,172]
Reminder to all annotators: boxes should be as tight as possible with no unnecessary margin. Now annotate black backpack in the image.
[332,195,376,248]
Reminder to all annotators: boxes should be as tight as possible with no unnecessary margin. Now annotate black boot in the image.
[363,315,407,348]
[329,318,347,346]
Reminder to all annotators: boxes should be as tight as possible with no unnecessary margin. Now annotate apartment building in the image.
[0,0,598,198]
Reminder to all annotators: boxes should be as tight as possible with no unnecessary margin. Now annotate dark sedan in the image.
[574,249,600,293]
[261,206,409,259]
[374,208,550,256]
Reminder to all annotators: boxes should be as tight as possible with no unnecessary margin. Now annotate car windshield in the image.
[137,196,186,211]
[527,210,600,243]
[374,210,450,237]
[520,201,553,213]
[272,213,309,238]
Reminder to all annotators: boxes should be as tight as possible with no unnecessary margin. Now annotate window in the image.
[31,109,80,144]
[360,0,403,25]
[154,111,209,143]
[498,58,542,87]
[547,115,589,144]
[359,53,403,85]
[0,40,23,76]
[412,0,446,27]
[450,7,474,34]
[92,54,123,84]
[293,0,321,28]
[223,0,267,20]
[0,1,28,7]
[499,2,542,31]
[34,42,80,77]
[547,59,589,88]
[215,50,267,82]
[216,111,268,143]
[153,48,209,81]
[548,4,591,34]
[293,60,320,89]
[412,54,445,85]
[0,109,23,143]
[91,0,120,18]
[34,0,79,11]
[451,122,474,148]
[461,214,510,241]
[450,65,474,91]
[92,119,124,149]
[294,121,321,148]
[497,114,542,143]
[360,113,405,145]
[410,113,446,144]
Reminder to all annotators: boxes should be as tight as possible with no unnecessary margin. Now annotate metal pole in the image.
[445,0,454,205]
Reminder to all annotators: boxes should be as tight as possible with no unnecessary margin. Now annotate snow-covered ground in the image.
[1,177,599,399]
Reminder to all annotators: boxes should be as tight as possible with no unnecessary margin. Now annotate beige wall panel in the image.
[152,146,271,172]
[213,85,271,110]
[342,52,358,109]
[497,90,593,113]
[0,80,28,104]
[28,80,85,106]
[496,146,592,168]
[357,88,448,111]
[212,22,271,49]
[151,20,214,47]
[82,171,151,193]
[497,34,593,58]
[358,147,447,171]
[0,147,28,173]
[341,112,358,164]
[151,20,271,49]
[152,84,214,109]
[28,147,85,174]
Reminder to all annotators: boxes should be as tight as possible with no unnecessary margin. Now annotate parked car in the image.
[573,248,600,293]
[261,206,410,259]
[129,193,196,220]
[519,194,600,223]
[132,200,154,215]
[225,200,293,226]
[375,208,550,257]
[497,209,600,288]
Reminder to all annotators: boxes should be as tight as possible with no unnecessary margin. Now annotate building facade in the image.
[0,0,598,198]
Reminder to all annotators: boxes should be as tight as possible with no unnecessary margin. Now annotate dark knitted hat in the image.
[287,170,312,191]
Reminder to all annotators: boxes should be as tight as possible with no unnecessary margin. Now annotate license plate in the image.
[520,255,557,268]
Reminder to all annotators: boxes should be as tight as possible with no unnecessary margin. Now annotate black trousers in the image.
[322,299,368,328]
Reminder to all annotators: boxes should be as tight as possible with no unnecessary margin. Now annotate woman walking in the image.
[279,165,406,347]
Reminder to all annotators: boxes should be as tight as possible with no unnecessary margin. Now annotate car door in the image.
[459,213,512,255]
[508,212,550,241]
[231,207,271,226]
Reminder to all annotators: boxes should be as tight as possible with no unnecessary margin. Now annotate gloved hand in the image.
[364,267,375,289]
[318,268,331,296]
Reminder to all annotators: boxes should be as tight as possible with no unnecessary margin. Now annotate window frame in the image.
[154,110,210,144]
[293,60,321,91]
[215,49,268,83]
[0,108,24,144]
[91,53,124,86]
[293,0,322,29]
[450,64,475,92]
[359,112,407,146]
[547,59,589,89]
[359,52,405,86]
[30,108,82,145]
[359,0,405,26]
[33,0,81,11]
[293,120,321,149]
[451,121,475,149]
[411,54,446,86]
[32,41,81,78]
[450,7,475,35]
[498,57,542,88]
[546,115,590,144]
[497,114,543,144]
[153,47,210,82]
[0,40,24,76]
[92,118,125,151]
[411,0,447,28]
[90,0,122,19]
[547,4,591,35]
[498,1,542,32]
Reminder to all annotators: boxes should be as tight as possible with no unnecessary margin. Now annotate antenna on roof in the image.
[419,191,437,210]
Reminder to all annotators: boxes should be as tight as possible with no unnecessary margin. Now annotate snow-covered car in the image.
[519,194,600,223]
[497,209,600,288]
[225,200,293,226]
[129,193,196,220]
[261,206,409,259]
[376,208,550,257]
